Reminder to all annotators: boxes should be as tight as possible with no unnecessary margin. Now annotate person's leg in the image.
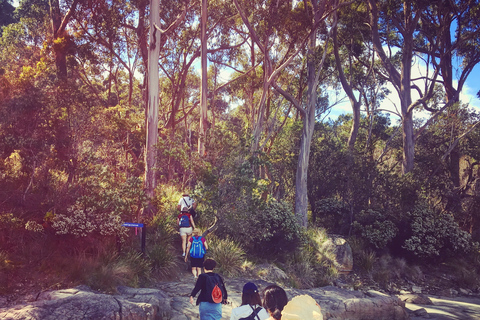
[191,267,197,277]
[199,302,222,320]
[181,234,187,256]
[195,267,202,277]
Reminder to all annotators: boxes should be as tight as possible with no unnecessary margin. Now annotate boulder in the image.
[0,286,172,320]
[321,234,354,274]
[285,286,409,320]
[398,293,433,305]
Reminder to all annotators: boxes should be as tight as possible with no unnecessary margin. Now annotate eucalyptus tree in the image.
[412,0,480,214]
[232,0,358,226]
[415,0,480,183]
[367,0,441,174]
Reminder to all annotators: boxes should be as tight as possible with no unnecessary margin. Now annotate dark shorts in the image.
[190,257,204,268]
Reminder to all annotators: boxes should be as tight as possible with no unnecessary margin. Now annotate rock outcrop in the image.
[0,279,409,320]
[0,286,172,320]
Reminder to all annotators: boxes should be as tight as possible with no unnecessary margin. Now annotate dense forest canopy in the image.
[1,0,480,291]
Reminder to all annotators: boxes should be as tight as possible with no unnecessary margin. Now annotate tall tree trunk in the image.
[144,0,161,209]
[49,0,67,79]
[294,29,317,228]
[198,0,208,157]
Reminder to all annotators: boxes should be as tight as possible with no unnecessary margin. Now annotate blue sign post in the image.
[122,222,144,228]
[123,222,146,254]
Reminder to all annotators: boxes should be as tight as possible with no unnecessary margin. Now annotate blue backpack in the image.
[190,236,205,258]
[179,214,190,228]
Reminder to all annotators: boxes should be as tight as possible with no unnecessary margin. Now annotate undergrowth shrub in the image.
[0,250,13,293]
[217,199,304,259]
[285,228,339,289]
[78,250,152,293]
[443,260,480,289]
[313,198,350,234]
[207,235,246,277]
[402,204,477,259]
[352,209,398,250]
[147,214,180,279]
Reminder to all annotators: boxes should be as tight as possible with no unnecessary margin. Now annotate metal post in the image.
[141,225,146,254]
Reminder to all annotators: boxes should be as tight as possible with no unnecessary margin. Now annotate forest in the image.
[1,0,480,294]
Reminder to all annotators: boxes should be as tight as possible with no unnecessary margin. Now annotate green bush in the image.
[216,199,304,259]
[402,204,477,259]
[313,198,350,234]
[352,209,398,250]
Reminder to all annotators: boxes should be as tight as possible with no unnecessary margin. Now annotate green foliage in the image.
[206,235,246,277]
[0,250,13,293]
[352,209,398,250]
[284,228,339,289]
[402,204,477,259]
[78,250,152,293]
[216,198,304,259]
[146,214,180,279]
[443,259,480,290]
[313,198,350,233]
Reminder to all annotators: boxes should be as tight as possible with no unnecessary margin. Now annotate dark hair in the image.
[203,258,216,270]
[241,291,262,306]
[262,285,288,320]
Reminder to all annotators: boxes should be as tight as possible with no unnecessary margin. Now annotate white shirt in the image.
[230,304,269,320]
[178,196,194,211]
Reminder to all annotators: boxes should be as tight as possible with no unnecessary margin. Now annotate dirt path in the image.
[407,295,480,320]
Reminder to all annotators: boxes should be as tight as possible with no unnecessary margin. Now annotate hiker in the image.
[177,193,197,218]
[185,229,208,279]
[230,282,269,320]
[178,209,195,257]
[262,285,288,320]
[189,258,228,320]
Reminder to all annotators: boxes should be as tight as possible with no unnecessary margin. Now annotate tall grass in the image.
[207,235,246,277]
[147,214,181,279]
[284,228,339,289]
[68,250,152,293]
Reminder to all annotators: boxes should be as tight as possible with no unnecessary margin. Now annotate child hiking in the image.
[189,258,228,320]
[185,229,208,279]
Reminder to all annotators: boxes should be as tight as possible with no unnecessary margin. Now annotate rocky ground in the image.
[1,259,480,319]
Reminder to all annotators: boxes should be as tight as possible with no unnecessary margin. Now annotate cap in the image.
[243,282,258,294]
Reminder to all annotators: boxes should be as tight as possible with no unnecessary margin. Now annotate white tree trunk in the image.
[198,0,208,156]
[144,0,161,199]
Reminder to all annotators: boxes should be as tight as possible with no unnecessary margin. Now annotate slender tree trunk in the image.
[49,0,67,79]
[198,0,208,157]
[294,31,317,228]
[144,0,161,207]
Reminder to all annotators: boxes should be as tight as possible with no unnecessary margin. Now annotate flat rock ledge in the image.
[0,286,172,320]
[0,281,409,320]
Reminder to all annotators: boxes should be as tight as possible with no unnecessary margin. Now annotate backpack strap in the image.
[249,305,262,320]
[182,197,189,211]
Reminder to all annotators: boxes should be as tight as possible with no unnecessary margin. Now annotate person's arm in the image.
[203,239,208,250]
[189,274,204,304]
[177,204,181,211]
[192,201,198,210]
[189,215,195,229]
[219,275,228,303]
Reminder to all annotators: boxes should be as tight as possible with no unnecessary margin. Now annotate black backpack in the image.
[205,273,226,304]
[239,305,262,320]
